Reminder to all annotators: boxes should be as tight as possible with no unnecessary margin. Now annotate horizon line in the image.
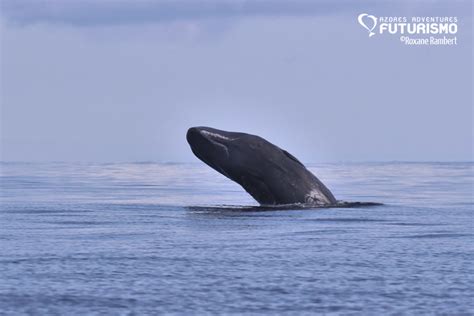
[1,160,473,164]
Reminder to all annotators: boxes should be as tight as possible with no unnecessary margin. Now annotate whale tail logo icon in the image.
[358,13,377,37]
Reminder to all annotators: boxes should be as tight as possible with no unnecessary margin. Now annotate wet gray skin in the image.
[186,126,337,206]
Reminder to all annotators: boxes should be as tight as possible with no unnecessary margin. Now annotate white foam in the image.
[305,189,331,205]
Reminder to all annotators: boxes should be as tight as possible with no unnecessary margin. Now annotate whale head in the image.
[186,126,262,180]
[186,126,336,206]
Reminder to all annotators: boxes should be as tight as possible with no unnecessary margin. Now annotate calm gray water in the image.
[1,162,473,315]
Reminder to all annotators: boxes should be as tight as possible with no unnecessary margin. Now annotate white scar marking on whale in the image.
[201,130,234,141]
[201,130,235,157]
[305,189,330,205]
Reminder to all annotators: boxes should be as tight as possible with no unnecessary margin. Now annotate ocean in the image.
[1,162,473,314]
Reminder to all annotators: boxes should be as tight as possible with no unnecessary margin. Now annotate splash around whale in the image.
[186,126,381,208]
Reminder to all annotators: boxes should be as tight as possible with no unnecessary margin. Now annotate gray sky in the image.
[0,0,472,162]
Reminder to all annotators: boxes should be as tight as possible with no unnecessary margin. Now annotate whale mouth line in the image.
[199,130,231,158]
[200,130,235,157]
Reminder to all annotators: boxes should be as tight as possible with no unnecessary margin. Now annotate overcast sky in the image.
[1,0,472,162]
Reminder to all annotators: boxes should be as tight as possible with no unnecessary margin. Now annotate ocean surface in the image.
[0,162,473,315]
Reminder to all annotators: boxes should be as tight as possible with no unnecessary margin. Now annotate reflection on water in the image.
[0,162,473,314]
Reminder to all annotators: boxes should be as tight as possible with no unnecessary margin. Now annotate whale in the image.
[186,126,338,206]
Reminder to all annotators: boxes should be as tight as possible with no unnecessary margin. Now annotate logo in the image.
[356,13,459,46]
[358,13,377,37]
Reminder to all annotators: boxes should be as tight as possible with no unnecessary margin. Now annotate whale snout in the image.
[186,127,201,146]
[186,126,233,162]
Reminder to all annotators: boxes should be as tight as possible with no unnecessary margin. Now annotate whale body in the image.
[186,126,337,206]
